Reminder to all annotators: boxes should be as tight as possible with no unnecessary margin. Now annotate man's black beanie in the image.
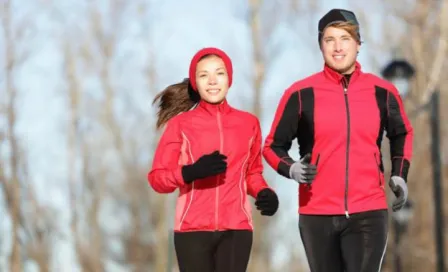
[318,9,360,43]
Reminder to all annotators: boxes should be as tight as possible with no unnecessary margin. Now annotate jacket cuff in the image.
[391,157,410,182]
[174,167,186,186]
[277,161,292,179]
[256,186,271,197]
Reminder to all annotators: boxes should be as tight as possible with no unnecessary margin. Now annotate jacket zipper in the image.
[343,78,350,219]
[216,110,224,230]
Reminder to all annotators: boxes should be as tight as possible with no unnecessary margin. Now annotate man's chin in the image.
[331,64,355,75]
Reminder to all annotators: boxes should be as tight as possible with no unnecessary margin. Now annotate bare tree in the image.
[76,1,134,269]
[353,1,448,271]
[60,1,126,268]
[1,2,58,270]
[247,1,276,270]
[62,37,92,271]
[1,1,24,270]
[143,26,171,272]
[249,0,264,119]
[22,173,56,272]
[70,1,166,270]
[111,13,170,270]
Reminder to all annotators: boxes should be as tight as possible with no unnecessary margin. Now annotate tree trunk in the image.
[2,2,22,270]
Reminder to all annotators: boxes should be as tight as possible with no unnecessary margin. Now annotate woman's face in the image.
[195,55,229,104]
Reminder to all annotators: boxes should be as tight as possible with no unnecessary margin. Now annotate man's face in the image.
[320,26,360,74]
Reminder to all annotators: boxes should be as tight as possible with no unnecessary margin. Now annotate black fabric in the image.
[299,209,388,272]
[391,157,410,181]
[318,9,360,42]
[387,93,410,179]
[174,230,253,272]
[270,91,300,178]
[269,87,315,179]
[255,188,279,216]
[297,88,315,159]
[181,150,227,183]
[344,73,353,83]
[374,86,388,173]
[374,86,410,181]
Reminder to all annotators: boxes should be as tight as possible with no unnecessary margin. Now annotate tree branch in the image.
[422,0,448,101]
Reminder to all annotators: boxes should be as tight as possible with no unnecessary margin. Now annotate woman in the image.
[262,9,413,272]
[148,47,279,272]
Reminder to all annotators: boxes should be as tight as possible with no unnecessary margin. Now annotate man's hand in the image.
[389,176,408,212]
[289,153,317,184]
[255,188,279,216]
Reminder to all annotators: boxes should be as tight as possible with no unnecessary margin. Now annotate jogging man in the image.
[262,8,413,272]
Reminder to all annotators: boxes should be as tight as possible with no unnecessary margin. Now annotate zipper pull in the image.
[344,88,347,93]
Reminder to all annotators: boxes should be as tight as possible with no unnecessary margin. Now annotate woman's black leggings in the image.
[299,209,388,272]
[174,230,253,272]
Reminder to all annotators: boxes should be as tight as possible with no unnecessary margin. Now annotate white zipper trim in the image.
[377,234,388,272]
[178,131,195,230]
[216,111,224,230]
[239,136,254,228]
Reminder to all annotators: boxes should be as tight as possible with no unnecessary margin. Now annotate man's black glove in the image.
[181,150,227,184]
[255,188,279,216]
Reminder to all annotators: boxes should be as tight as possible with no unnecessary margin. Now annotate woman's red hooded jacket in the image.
[148,48,271,232]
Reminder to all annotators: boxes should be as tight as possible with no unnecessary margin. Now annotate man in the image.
[262,8,413,272]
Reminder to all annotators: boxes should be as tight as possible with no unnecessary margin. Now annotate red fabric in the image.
[148,99,270,232]
[188,47,233,91]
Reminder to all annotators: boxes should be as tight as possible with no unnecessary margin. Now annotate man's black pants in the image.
[174,230,253,272]
[299,209,388,272]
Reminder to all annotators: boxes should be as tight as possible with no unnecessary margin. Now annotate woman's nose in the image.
[208,75,217,84]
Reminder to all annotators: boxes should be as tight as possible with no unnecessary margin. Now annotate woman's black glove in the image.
[255,188,279,216]
[181,150,227,184]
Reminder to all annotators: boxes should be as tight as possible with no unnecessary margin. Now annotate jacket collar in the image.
[196,98,232,116]
[323,61,362,84]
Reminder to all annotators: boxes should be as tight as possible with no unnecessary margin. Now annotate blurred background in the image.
[1,0,447,271]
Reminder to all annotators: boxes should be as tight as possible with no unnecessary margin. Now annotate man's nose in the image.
[334,40,342,51]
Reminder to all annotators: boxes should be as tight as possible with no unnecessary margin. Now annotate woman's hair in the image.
[152,78,200,129]
[323,21,361,44]
[152,54,222,129]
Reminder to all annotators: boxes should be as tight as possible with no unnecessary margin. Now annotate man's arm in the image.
[385,85,414,181]
[262,88,300,178]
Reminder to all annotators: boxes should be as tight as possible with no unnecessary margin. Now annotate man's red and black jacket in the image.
[262,62,413,216]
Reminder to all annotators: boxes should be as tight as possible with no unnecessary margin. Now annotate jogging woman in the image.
[148,47,279,272]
